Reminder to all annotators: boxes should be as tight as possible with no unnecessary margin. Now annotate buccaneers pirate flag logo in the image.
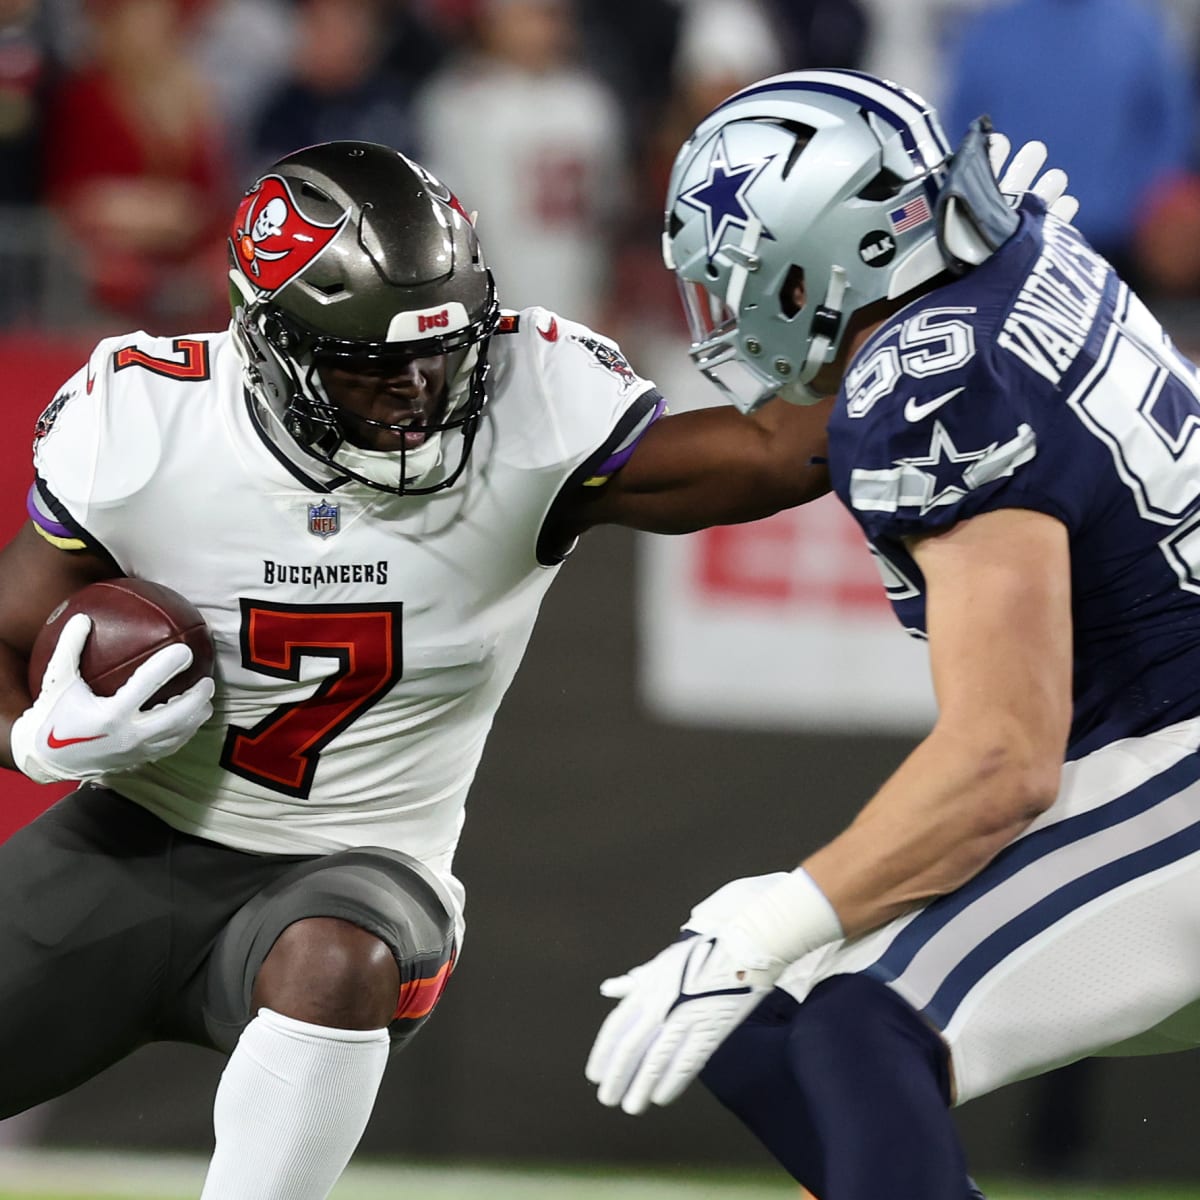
[230,175,349,294]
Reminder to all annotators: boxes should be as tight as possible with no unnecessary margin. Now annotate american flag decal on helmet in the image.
[888,195,932,235]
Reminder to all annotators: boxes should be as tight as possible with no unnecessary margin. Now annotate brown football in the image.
[28,578,215,709]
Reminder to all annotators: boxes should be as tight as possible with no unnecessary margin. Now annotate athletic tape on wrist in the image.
[728,867,843,965]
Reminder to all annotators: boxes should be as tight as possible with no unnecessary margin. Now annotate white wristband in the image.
[727,867,843,965]
[9,710,60,784]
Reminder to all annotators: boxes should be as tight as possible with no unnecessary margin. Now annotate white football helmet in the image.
[663,69,958,411]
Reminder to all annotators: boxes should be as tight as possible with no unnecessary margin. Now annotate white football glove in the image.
[11,612,215,784]
[587,869,843,1114]
[684,871,791,930]
[990,132,1079,222]
[585,926,784,1115]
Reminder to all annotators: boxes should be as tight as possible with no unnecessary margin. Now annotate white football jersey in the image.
[29,310,662,939]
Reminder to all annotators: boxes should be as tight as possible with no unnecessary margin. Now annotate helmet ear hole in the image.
[857,168,906,201]
[780,265,806,318]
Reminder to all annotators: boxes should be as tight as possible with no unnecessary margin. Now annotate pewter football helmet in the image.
[229,141,499,493]
[663,69,956,410]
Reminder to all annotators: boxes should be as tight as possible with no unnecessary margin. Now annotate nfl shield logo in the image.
[308,500,339,538]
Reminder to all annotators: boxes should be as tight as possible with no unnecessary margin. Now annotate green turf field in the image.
[0,1152,1198,1199]
[2,1188,1199,1199]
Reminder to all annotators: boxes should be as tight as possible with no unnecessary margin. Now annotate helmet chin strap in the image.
[783,229,944,408]
[796,264,848,397]
[333,435,445,488]
[778,378,827,406]
[445,344,478,412]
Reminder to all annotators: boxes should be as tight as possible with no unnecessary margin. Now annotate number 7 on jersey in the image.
[221,601,403,798]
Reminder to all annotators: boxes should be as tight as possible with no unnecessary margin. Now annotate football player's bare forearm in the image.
[804,724,1061,939]
[804,511,1069,933]
[613,465,831,533]
[577,397,835,533]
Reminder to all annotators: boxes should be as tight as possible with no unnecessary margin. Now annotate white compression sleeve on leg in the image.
[200,1007,390,1200]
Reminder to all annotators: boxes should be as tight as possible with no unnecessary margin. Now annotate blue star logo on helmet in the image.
[678,132,775,261]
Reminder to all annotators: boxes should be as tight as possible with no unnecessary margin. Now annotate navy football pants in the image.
[701,974,975,1200]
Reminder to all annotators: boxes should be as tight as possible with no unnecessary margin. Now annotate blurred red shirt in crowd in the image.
[42,0,232,329]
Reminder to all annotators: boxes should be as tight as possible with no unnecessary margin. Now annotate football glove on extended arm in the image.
[586,870,841,1115]
[586,929,781,1115]
[10,613,214,784]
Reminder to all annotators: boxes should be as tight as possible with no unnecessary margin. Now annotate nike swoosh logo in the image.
[666,938,752,1012]
[537,317,558,343]
[904,387,963,423]
[46,730,107,749]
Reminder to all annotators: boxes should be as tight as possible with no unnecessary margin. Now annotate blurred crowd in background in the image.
[4,0,1200,372]
[1,0,1198,1181]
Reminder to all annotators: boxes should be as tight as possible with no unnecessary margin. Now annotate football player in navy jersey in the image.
[586,69,1200,1199]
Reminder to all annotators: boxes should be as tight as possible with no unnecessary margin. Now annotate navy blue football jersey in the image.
[828,198,1200,758]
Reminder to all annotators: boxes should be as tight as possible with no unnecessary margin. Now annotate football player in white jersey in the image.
[586,70,1200,1199]
[0,139,838,1200]
[0,134,1063,1199]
